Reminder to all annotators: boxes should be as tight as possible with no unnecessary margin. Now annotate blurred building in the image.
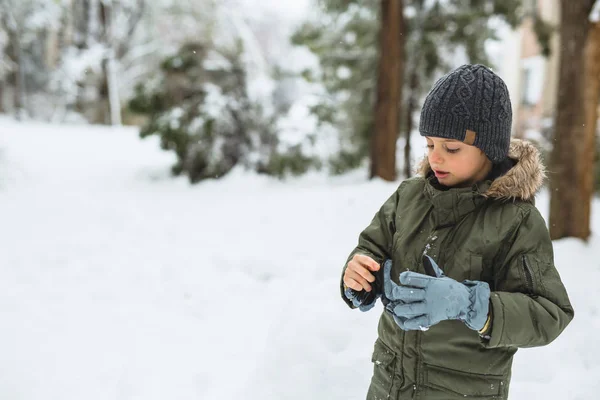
[499,0,560,139]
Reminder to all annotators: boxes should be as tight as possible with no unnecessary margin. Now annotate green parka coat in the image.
[340,139,574,399]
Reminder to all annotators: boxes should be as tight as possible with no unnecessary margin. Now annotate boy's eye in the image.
[426,144,459,153]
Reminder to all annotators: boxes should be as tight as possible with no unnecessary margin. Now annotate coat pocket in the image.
[423,362,504,398]
[445,251,484,283]
[521,254,535,294]
[366,340,399,399]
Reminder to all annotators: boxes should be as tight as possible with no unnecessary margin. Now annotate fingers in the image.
[392,314,408,330]
[399,271,432,288]
[402,315,432,330]
[344,280,362,291]
[388,310,429,331]
[383,261,422,301]
[390,301,428,318]
[345,255,381,291]
[388,286,426,302]
[344,269,372,291]
[352,254,380,271]
[383,260,397,299]
[383,261,427,302]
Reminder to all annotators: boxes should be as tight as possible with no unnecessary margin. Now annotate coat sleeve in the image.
[484,205,574,348]
[339,183,403,308]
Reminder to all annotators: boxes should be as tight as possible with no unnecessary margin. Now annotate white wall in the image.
[493,27,523,135]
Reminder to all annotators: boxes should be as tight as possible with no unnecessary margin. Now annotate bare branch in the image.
[116,0,145,59]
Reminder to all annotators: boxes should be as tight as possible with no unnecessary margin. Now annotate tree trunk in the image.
[88,0,99,45]
[549,1,597,240]
[57,2,71,50]
[99,2,122,125]
[106,52,122,125]
[582,22,600,232]
[404,65,419,178]
[73,0,89,49]
[116,0,145,59]
[14,36,26,120]
[0,80,4,113]
[371,0,404,181]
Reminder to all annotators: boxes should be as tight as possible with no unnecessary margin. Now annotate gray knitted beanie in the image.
[419,64,512,163]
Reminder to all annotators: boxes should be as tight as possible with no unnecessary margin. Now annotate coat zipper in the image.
[522,255,534,293]
[413,331,421,399]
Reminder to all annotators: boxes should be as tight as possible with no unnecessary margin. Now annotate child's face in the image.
[425,136,493,188]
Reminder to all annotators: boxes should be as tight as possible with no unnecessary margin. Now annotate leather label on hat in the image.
[464,129,476,145]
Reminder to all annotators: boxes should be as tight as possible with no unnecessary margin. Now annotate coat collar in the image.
[417,139,546,228]
[417,138,546,201]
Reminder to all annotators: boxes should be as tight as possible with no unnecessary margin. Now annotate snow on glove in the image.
[387,255,490,331]
[344,264,387,312]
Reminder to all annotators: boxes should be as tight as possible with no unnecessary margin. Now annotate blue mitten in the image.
[344,286,378,312]
[382,260,426,330]
[387,256,490,331]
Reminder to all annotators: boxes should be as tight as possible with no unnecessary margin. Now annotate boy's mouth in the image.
[434,170,449,179]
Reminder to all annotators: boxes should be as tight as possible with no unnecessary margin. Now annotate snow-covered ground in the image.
[0,117,597,399]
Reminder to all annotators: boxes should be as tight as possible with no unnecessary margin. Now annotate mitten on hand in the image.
[382,259,426,329]
[386,256,490,331]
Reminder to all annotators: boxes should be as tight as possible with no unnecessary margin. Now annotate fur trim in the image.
[416,138,546,201]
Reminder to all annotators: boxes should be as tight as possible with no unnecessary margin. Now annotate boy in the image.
[341,64,574,399]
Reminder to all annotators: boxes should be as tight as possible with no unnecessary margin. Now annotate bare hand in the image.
[343,254,381,292]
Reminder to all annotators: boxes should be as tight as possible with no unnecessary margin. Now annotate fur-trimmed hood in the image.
[417,138,546,201]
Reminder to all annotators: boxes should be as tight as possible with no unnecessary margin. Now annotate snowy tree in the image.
[126,0,321,182]
[292,0,525,177]
[0,0,314,134]
[62,0,146,124]
[129,39,318,182]
[0,0,61,119]
[0,25,7,112]
[0,0,149,122]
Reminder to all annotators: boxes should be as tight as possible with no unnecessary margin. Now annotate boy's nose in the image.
[429,148,443,164]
